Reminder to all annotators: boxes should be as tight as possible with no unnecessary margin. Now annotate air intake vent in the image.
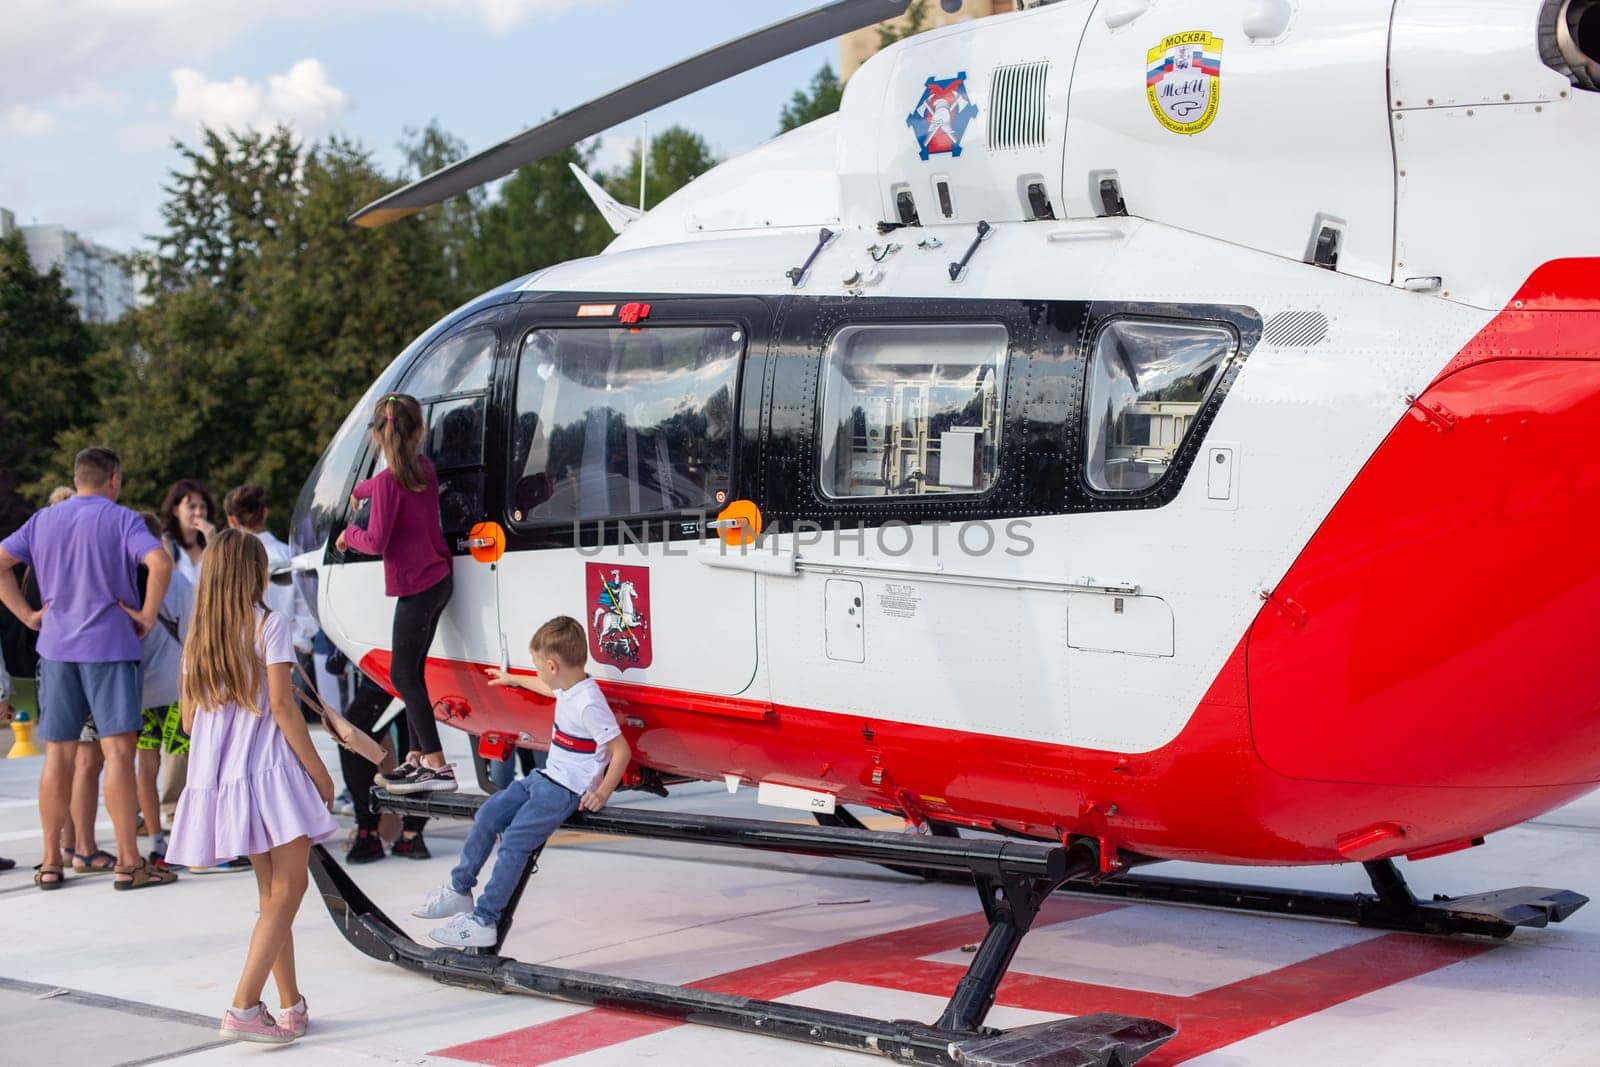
[1262,311,1331,347]
[987,61,1050,151]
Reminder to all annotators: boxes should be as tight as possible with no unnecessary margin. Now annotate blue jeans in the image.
[450,772,580,925]
[488,746,546,790]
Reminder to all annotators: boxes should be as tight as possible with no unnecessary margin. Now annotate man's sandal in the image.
[35,864,65,891]
[113,858,178,890]
[72,849,116,874]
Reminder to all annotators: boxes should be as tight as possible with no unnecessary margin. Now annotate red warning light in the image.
[618,302,652,324]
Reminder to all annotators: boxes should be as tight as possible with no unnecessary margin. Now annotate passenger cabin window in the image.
[509,326,741,523]
[1083,319,1235,494]
[392,328,497,532]
[818,323,1007,499]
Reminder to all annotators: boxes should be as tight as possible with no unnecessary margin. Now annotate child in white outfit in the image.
[414,616,630,947]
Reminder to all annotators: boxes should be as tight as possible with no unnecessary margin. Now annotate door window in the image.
[391,328,497,532]
[509,325,742,523]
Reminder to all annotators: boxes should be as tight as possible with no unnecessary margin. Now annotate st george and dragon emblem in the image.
[586,563,652,670]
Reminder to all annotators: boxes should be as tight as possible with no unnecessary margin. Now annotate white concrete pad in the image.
[2,727,1599,1066]
[925,903,1382,996]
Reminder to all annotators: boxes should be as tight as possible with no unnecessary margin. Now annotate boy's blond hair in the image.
[531,616,587,670]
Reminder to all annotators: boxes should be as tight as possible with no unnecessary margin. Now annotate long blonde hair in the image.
[181,528,271,717]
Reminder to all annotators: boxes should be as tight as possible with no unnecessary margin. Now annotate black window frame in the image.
[1078,312,1241,502]
[812,320,1013,504]
[501,318,750,534]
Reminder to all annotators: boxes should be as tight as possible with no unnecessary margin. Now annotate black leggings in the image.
[339,681,428,834]
[390,572,452,756]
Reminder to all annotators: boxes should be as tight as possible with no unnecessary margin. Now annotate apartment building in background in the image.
[841,0,1019,79]
[1,207,138,324]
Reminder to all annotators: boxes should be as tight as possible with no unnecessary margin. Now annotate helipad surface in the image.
[2,729,1598,1066]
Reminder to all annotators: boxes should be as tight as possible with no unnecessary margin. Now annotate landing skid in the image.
[310,790,1176,1067]
[1060,860,1588,940]
[824,808,1586,940]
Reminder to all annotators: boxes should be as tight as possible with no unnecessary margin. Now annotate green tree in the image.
[876,0,930,48]
[401,119,480,303]
[778,63,845,134]
[38,128,458,534]
[469,139,613,290]
[0,234,99,534]
[604,126,719,213]
[142,127,302,296]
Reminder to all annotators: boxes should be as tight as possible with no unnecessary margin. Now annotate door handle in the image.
[459,521,505,563]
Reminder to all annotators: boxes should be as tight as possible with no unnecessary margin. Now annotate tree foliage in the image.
[33,129,456,534]
[0,234,98,534]
[401,120,481,301]
[876,0,930,48]
[778,64,845,135]
[470,140,612,290]
[5,111,730,538]
[603,126,718,213]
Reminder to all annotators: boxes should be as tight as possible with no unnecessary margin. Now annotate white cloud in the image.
[3,1,612,114]
[459,0,597,34]
[171,59,349,136]
[3,104,56,135]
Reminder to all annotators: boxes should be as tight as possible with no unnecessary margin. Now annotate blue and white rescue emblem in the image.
[907,73,979,160]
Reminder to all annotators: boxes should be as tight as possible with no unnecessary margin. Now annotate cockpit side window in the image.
[1082,319,1236,495]
[508,325,742,525]
[817,323,1008,499]
[385,327,498,533]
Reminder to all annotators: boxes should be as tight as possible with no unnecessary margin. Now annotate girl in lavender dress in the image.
[165,529,339,1044]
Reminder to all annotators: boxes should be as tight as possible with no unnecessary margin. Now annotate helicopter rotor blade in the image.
[351,0,918,227]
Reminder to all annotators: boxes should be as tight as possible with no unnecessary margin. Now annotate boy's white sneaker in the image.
[429,911,497,948]
[412,885,474,919]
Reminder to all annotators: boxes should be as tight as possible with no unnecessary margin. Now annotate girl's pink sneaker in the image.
[281,997,308,1037]
[219,1002,296,1043]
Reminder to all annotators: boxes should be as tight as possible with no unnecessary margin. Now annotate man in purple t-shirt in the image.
[0,447,174,890]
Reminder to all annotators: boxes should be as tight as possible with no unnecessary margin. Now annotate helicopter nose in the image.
[1248,268,1600,791]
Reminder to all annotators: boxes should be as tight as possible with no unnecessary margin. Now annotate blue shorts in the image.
[37,660,142,743]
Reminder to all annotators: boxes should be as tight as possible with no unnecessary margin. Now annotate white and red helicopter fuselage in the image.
[299,0,1600,872]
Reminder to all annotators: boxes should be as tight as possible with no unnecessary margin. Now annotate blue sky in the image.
[1,1,839,252]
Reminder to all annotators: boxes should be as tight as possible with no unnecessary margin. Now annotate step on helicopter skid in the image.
[298,0,1600,1063]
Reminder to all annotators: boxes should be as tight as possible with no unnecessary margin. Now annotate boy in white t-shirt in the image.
[414,616,630,948]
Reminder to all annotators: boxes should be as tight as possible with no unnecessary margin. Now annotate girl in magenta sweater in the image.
[336,394,457,796]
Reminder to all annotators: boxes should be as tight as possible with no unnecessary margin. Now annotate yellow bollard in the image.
[8,713,41,758]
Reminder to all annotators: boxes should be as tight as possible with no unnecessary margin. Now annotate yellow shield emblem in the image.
[1146,31,1224,136]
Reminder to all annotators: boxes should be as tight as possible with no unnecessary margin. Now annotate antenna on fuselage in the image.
[639,121,649,212]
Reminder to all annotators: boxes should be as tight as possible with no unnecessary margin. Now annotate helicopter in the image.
[292,1,1600,1063]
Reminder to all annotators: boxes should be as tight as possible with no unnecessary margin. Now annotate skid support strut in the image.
[939,845,1097,1032]
[309,789,1175,1067]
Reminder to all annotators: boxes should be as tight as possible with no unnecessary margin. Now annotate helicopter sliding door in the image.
[323,324,504,678]
[493,299,761,697]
